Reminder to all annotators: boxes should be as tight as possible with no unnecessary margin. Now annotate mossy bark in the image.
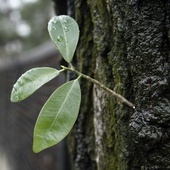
[53,0,170,169]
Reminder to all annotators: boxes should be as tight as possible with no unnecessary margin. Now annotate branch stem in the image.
[61,65,135,109]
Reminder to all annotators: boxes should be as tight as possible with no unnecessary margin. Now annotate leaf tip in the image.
[32,146,40,153]
[32,140,42,153]
[10,91,19,103]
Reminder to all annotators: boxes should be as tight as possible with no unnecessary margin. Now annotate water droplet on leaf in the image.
[16,95,19,100]
[63,26,69,32]
[52,26,56,30]
[63,19,67,24]
[52,19,57,24]
[18,81,23,86]
[57,36,63,42]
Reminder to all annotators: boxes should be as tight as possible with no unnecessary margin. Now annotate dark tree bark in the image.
[53,0,170,169]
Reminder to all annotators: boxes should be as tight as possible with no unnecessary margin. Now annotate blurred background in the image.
[0,0,52,56]
[0,0,69,170]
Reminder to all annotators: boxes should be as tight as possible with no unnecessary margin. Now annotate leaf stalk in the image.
[61,65,135,109]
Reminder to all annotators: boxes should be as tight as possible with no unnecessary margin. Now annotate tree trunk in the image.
[53,0,170,169]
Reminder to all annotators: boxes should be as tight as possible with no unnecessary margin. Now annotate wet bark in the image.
[53,0,170,169]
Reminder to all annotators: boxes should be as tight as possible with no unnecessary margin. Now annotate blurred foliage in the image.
[0,0,54,57]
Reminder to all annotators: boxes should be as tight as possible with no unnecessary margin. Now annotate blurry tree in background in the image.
[0,0,54,57]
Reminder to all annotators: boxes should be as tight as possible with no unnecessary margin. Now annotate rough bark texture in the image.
[54,0,170,169]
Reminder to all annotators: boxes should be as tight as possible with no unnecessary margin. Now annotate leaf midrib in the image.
[45,80,77,137]
[59,17,69,62]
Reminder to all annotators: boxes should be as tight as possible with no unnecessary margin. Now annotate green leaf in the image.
[11,67,60,102]
[33,79,81,153]
[48,15,79,63]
